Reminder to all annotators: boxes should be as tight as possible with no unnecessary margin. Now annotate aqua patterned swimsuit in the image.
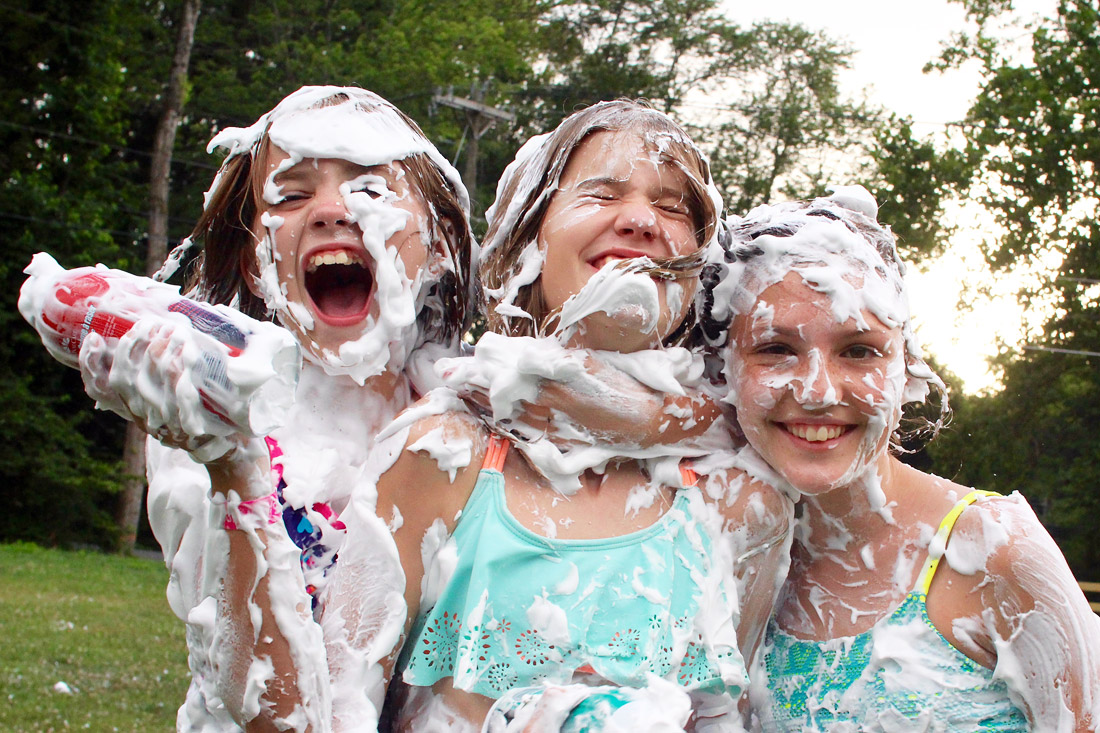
[756,491,1029,732]
[399,435,746,701]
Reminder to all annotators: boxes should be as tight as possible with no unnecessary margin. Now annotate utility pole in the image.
[433,87,514,211]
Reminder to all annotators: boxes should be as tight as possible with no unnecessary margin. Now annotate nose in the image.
[613,199,660,241]
[309,186,352,230]
[792,349,840,408]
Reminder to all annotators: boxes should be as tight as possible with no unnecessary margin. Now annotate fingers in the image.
[78,331,130,418]
[80,318,244,460]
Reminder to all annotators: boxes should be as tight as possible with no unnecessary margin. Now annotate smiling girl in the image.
[325,100,792,731]
[703,187,1100,731]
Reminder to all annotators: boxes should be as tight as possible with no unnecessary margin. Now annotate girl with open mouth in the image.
[74,86,477,729]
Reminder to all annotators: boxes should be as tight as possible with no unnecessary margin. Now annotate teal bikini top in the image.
[757,490,1029,732]
[399,435,747,700]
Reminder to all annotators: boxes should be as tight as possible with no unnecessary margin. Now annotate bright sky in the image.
[721,0,1056,393]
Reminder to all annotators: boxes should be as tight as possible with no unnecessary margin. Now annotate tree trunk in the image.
[116,0,202,553]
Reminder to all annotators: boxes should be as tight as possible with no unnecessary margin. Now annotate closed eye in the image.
[270,191,309,208]
[755,343,795,357]
[354,183,386,199]
[346,173,391,200]
[656,199,690,217]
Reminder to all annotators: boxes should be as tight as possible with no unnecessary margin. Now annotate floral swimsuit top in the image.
[399,435,747,700]
[756,490,1029,732]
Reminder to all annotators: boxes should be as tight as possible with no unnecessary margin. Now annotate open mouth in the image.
[303,249,374,324]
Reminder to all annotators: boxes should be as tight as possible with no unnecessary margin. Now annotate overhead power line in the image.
[1023,345,1100,358]
[0,210,191,241]
[0,120,219,171]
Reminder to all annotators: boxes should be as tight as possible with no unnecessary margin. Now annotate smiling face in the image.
[728,272,908,495]
[537,130,700,351]
[253,146,431,362]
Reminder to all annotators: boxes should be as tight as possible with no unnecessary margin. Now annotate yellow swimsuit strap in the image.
[916,489,1001,595]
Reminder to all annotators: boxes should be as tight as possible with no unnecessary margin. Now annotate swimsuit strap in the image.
[916,489,1000,595]
[483,433,510,472]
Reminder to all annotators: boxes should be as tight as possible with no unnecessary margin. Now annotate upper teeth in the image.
[789,424,844,442]
[306,250,362,271]
[593,255,626,269]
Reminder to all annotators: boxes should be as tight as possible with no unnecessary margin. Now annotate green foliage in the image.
[928,346,1100,577]
[918,0,1100,576]
[2,0,877,550]
[700,21,879,213]
[866,118,974,258]
[0,543,187,730]
[0,375,123,548]
[0,0,168,548]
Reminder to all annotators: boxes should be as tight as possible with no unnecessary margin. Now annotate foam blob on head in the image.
[479,100,723,346]
[190,86,476,384]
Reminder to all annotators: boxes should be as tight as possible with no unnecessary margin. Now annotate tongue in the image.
[308,265,371,318]
[315,283,368,317]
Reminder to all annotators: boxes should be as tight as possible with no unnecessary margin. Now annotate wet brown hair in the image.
[186,90,474,347]
[479,100,718,345]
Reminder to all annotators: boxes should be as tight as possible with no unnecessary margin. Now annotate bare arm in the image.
[704,467,794,666]
[322,410,484,730]
[973,495,1100,731]
[80,321,327,730]
[446,342,725,450]
[532,353,723,447]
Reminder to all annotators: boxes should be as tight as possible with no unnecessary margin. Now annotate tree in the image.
[918,0,1100,576]
[699,21,880,214]
[1,0,890,550]
[0,0,162,549]
[518,1,878,210]
[112,0,202,553]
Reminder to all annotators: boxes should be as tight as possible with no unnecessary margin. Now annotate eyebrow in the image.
[755,323,887,340]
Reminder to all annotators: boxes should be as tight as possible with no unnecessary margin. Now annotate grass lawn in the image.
[0,542,189,731]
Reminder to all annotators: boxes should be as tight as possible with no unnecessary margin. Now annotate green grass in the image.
[0,542,189,731]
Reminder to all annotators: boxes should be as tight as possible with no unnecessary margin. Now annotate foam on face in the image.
[728,189,1100,728]
[720,190,928,502]
[209,86,469,384]
[483,110,722,335]
[455,110,728,493]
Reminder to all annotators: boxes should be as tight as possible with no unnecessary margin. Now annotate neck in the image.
[779,456,939,636]
[795,454,905,558]
[275,362,412,459]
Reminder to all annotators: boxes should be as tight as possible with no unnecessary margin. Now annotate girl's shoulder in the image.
[696,465,794,546]
[948,489,1068,589]
[377,391,491,530]
[933,485,1100,727]
[909,470,1047,588]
